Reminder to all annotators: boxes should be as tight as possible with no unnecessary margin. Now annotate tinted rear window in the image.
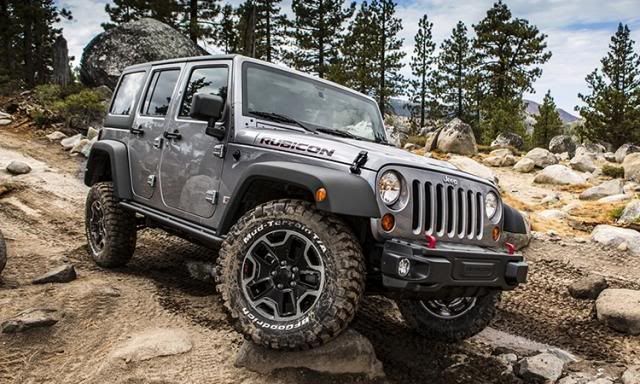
[141,69,180,117]
[110,72,145,115]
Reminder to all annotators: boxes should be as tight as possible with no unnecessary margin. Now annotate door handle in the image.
[130,126,144,136]
[163,130,182,141]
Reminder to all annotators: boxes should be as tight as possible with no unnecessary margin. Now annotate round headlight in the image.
[379,171,401,206]
[485,192,499,219]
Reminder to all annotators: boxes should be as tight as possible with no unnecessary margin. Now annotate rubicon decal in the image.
[259,137,335,157]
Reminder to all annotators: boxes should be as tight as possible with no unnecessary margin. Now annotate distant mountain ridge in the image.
[388,97,580,124]
[523,99,579,123]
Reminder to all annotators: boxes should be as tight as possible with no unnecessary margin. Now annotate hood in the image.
[237,126,491,184]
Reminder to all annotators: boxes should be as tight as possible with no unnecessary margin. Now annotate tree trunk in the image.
[317,0,324,78]
[378,2,386,116]
[189,0,198,43]
[0,0,11,74]
[52,36,71,86]
[266,0,272,62]
[243,2,256,58]
[22,0,34,87]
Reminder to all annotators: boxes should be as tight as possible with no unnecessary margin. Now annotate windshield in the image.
[243,63,386,142]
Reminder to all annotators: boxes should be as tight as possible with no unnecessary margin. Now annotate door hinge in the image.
[212,144,225,158]
[153,137,164,149]
[147,174,156,187]
[205,190,218,205]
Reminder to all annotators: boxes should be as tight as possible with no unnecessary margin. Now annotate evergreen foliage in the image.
[576,23,640,148]
[532,90,563,148]
[407,14,436,130]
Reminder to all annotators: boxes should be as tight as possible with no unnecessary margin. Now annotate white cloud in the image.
[55,0,640,113]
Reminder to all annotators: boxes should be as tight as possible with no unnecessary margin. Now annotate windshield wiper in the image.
[316,127,359,140]
[249,110,315,133]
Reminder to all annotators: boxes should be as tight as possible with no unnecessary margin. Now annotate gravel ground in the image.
[0,129,638,383]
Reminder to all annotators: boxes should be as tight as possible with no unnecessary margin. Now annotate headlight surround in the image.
[379,171,402,206]
[485,192,500,220]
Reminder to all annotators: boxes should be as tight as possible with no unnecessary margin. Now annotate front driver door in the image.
[159,61,231,220]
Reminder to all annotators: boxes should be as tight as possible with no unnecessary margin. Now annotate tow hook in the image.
[350,151,368,174]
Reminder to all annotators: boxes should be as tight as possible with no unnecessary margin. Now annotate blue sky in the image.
[55,0,640,114]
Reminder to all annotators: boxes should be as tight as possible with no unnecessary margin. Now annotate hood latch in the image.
[350,151,368,174]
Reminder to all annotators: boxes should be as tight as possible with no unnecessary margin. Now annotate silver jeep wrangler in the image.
[84,54,528,350]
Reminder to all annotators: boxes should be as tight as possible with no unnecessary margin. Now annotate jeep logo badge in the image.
[443,175,458,185]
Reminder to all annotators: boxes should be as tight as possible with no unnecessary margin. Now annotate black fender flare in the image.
[218,161,380,234]
[502,203,527,234]
[84,140,132,200]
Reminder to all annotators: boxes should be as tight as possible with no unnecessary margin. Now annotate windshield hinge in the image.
[350,151,368,174]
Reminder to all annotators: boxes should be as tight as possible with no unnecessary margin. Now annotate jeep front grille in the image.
[411,180,484,240]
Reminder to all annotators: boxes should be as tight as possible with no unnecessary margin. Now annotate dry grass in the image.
[556,183,592,194]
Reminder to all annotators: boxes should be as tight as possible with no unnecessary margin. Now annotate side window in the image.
[110,72,145,115]
[141,69,180,117]
[179,66,229,117]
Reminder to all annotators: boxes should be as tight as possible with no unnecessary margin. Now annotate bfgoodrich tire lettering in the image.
[85,182,137,268]
[397,291,501,343]
[216,199,365,350]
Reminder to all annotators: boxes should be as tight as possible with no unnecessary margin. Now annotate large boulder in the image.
[436,118,477,156]
[525,147,558,168]
[80,18,205,88]
[570,154,596,173]
[513,157,535,173]
[235,329,384,379]
[110,328,193,363]
[515,353,564,383]
[568,275,608,300]
[579,179,624,200]
[1,308,62,333]
[596,289,640,335]
[623,153,640,182]
[448,155,497,184]
[616,143,640,163]
[575,143,606,160]
[491,132,524,150]
[623,366,640,384]
[483,149,516,167]
[591,225,640,255]
[533,164,588,185]
[549,135,578,157]
[618,200,640,225]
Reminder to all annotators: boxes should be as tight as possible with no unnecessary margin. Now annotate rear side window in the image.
[179,66,229,117]
[141,69,180,117]
[110,72,145,115]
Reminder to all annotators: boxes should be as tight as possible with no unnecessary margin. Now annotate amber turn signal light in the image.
[492,226,501,241]
[315,188,327,202]
[381,213,395,232]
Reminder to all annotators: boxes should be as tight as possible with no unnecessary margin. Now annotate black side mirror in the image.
[190,93,226,140]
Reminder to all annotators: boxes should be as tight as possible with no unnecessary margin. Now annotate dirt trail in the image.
[1,129,639,383]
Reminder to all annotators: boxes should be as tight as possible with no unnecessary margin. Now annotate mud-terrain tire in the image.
[216,199,365,350]
[0,229,6,275]
[397,291,501,343]
[85,182,137,268]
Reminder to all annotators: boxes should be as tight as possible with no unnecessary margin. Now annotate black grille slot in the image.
[435,184,444,233]
[411,180,420,231]
[475,192,483,237]
[467,190,474,236]
[446,186,454,235]
[425,182,432,233]
[457,188,464,236]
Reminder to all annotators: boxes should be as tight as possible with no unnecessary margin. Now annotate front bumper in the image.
[380,240,528,293]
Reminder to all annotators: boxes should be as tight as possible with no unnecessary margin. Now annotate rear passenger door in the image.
[159,61,231,221]
[128,63,182,203]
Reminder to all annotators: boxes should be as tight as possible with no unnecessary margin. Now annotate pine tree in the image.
[473,1,551,142]
[216,4,239,53]
[370,0,405,115]
[407,14,435,129]
[289,0,355,78]
[235,0,288,62]
[532,90,563,147]
[437,21,477,124]
[340,1,378,94]
[103,0,179,29]
[2,0,72,88]
[577,23,640,147]
[179,0,221,43]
